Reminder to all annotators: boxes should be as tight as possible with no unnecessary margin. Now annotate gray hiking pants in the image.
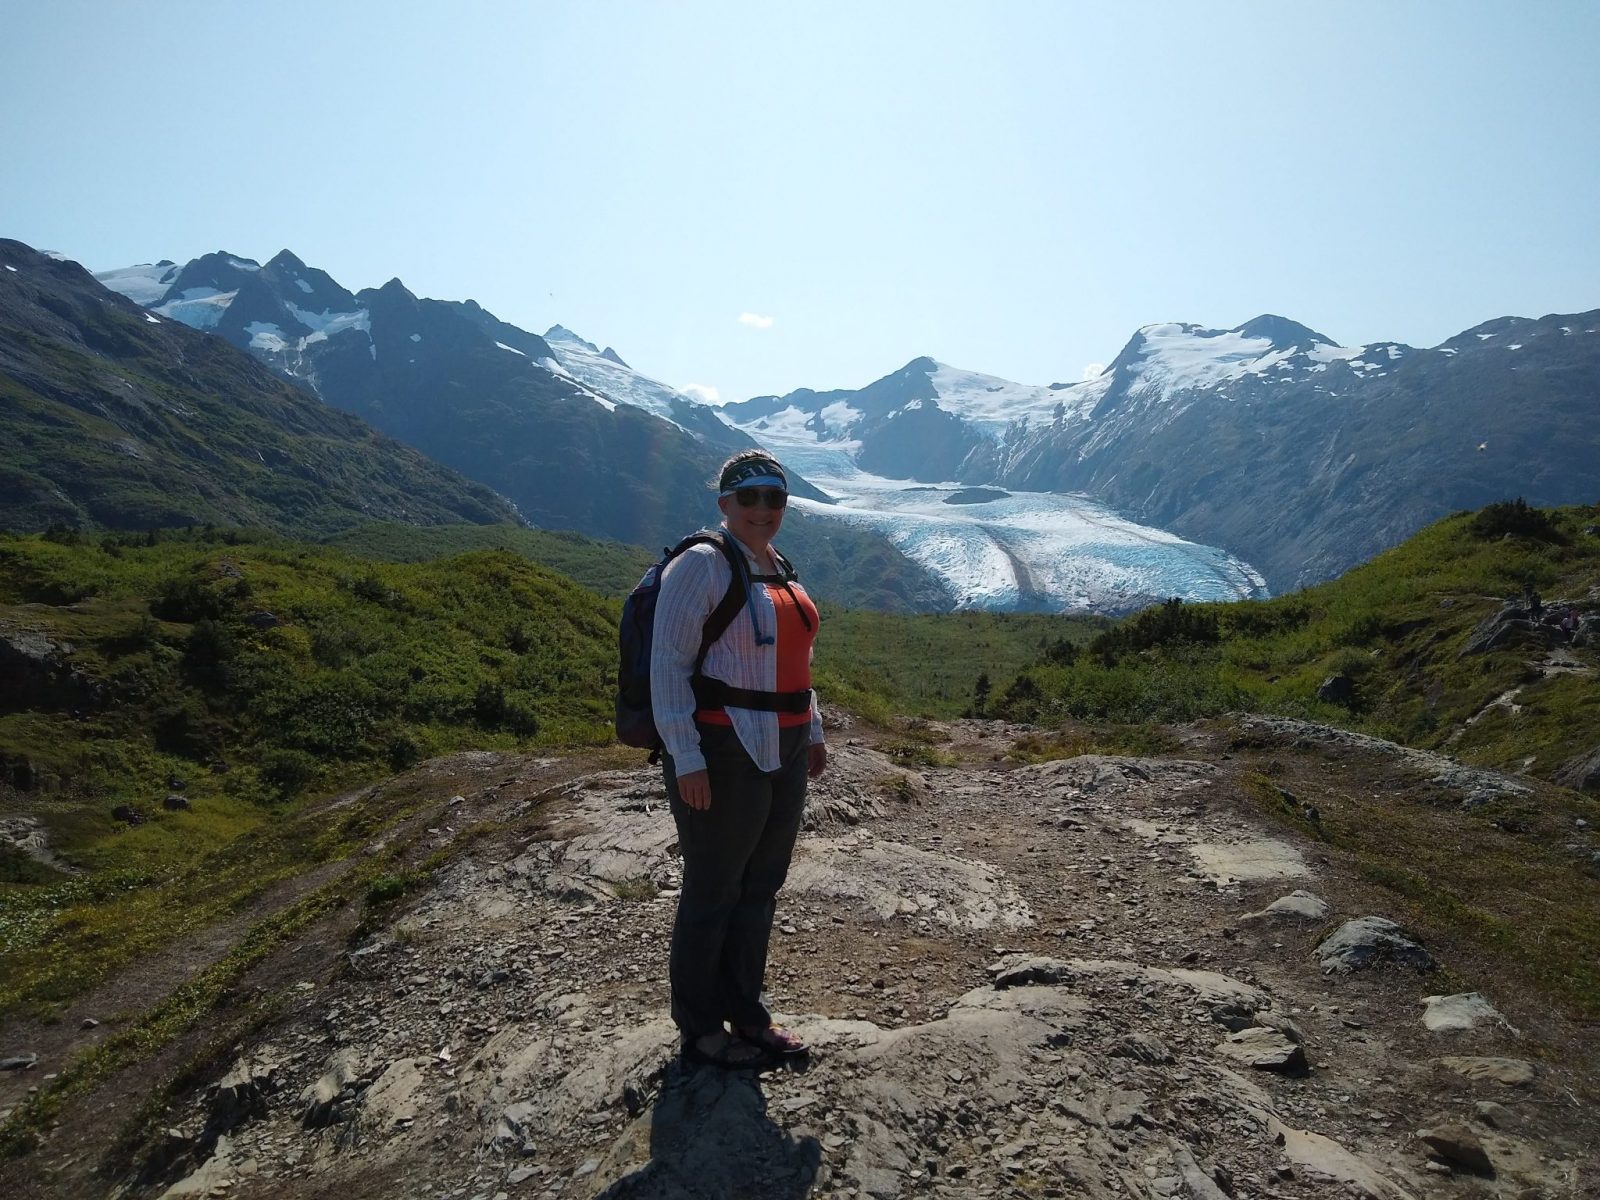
[663,720,810,1039]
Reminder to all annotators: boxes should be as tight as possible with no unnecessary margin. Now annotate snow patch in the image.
[927,362,1098,436]
[3,264,15,272]
[544,326,707,430]
[409,333,422,342]
[291,305,371,346]
[1507,344,1523,351]
[538,356,573,379]
[495,341,526,356]
[144,313,161,324]
[1476,333,1494,340]
[93,262,181,305]
[246,322,288,353]
[154,288,238,330]
[295,278,313,294]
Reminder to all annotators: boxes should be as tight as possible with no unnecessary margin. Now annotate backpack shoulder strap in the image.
[772,547,798,582]
[695,531,746,666]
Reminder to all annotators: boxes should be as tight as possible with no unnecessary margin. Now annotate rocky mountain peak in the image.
[156,250,261,302]
[600,346,628,367]
[264,249,308,273]
[1232,313,1334,350]
[544,324,600,353]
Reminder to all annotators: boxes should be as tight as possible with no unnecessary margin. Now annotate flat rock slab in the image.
[1269,1122,1418,1200]
[1014,754,1218,797]
[787,832,1033,929]
[1422,991,1513,1034]
[1440,1056,1537,1087]
[1189,838,1310,885]
[1316,917,1436,973]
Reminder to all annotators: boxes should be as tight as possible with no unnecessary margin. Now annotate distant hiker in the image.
[650,450,826,1069]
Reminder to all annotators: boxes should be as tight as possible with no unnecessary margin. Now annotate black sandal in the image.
[682,1031,768,1070]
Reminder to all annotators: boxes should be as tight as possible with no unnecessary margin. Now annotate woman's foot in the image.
[683,1030,768,1069]
[737,1024,808,1056]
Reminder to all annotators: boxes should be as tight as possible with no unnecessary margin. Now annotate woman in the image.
[650,450,828,1068]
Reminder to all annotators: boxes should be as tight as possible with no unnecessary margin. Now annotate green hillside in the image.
[326,522,654,598]
[0,528,618,1016]
[992,501,1600,783]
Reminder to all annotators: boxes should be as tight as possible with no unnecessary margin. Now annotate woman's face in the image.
[718,487,786,549]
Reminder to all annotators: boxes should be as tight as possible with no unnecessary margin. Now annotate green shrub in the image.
[258,748,320,799]
[1468,498,1565,544]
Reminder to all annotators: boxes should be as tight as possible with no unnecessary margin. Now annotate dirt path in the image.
[3,722,1595,1199]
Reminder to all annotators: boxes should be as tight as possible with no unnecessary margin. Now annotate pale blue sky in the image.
[4,1,1597,402]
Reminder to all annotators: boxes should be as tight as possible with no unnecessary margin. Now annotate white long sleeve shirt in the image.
[649,528,824,775]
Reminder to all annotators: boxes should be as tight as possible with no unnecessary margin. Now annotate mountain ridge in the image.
[0,239,519,535]
[720,309,1600,591]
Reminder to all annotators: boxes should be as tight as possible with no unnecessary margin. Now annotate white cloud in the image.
[680,382,722,404]
[738,312,774,330]
[1081,362,1106,381]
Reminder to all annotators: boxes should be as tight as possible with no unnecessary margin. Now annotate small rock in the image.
[1417,1124,1495,1176]
[1216,1028,1306,1073]
[1473,1101,1513,1129]
[163,794,191,811]
[1252,1011,1306,1044]
[1316,916,1435,973]
[0,1054,38,1072]
[1242,889,1329,923]
[80,1018,99,1030]
[1209,1001,1259,1032]
[1111,1032,1173,1065]
[1440,1056,1536,1087]
[1316,674,1356,706]
[1421,992,1513,1034]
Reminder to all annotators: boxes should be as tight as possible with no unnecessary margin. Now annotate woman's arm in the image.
[649,546,723,777]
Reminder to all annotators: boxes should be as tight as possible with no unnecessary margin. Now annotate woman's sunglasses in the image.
[734,487,788,510]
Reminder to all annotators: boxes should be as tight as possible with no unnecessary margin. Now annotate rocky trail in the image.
[2,718,1596,1199]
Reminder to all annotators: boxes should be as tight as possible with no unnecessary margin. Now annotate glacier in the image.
[767,438,1267,614]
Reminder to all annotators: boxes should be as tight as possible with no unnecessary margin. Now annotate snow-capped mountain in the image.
[0,239,520,535]
[1002,312,1600,589]
[722,312,1600,591]
[535,324,743,446]
[93,251,765,552]
[92,250,942,610]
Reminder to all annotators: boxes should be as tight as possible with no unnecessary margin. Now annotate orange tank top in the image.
[696,579,819,727]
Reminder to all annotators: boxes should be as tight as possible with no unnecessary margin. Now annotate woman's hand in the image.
[807,742,828,779]
[676,768,713,810]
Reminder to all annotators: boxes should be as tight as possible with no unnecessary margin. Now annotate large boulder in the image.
[1456,604,1551,657]
[1553,745,1600,793]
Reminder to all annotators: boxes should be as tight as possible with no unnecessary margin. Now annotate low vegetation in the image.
[325,522,653,598]
[0,526,617,1018]
[991,502,1600,783]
